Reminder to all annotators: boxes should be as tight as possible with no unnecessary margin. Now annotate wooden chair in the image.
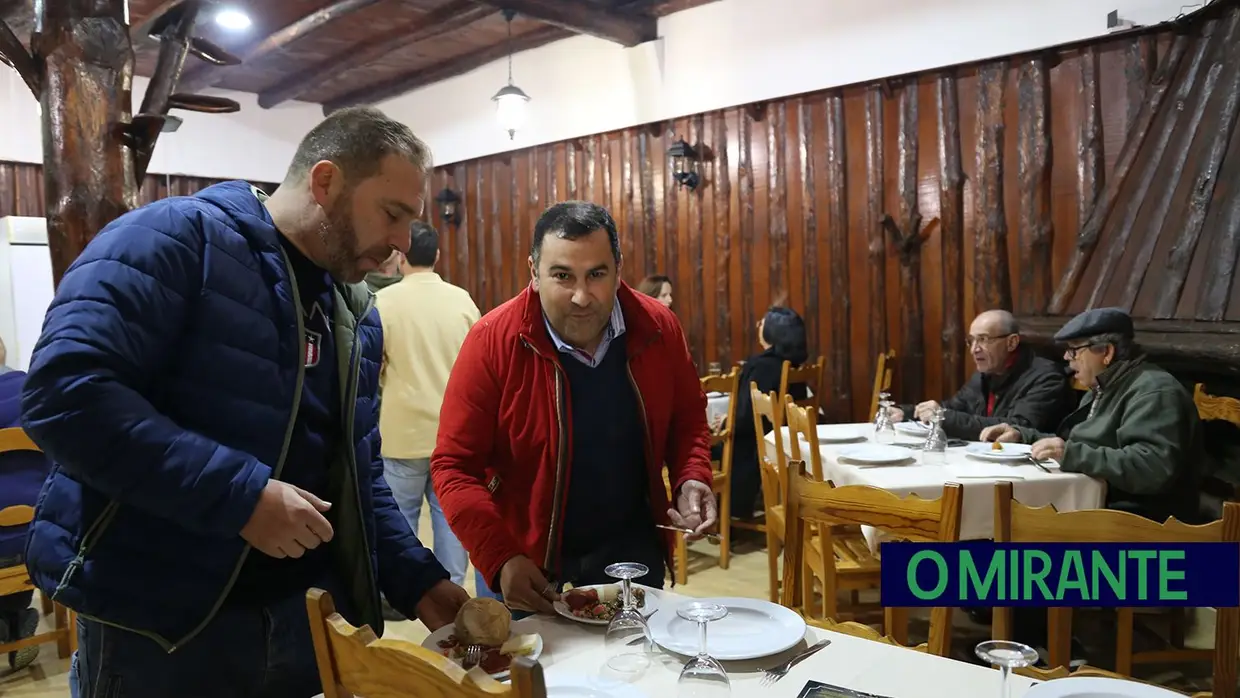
[785,399,882,622]
[1195,383,1240,426]
[747,383,789,601]
[307,588,547,698]
[675,368,739,583]
[806,616,928,653]
[993,481,1239,698]
[780,356,825,420]
[780,459,963,656]
[0,427,75,662]
[868,350,896,420]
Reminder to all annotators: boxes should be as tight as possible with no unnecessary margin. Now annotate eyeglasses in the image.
[965,334,1014,348]
[1063,343,1103,360]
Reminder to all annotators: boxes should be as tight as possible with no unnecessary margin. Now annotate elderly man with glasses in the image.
[982,307,1203,524]
[890,309,1073,441]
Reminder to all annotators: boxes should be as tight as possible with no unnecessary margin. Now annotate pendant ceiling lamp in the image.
[492,9,530,141]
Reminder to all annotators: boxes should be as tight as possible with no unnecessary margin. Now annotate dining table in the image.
[764,422,1106,543]
[374,586,1041,698]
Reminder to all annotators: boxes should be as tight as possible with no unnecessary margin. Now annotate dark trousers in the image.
[70,578,355,698]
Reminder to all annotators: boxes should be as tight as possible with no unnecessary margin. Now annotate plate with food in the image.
[965,441,1034,462]
[422,597,543,680]
[554,584,660,626]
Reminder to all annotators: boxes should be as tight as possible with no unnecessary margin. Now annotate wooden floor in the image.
[0,514,776,696]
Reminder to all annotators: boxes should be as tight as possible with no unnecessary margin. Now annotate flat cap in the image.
[1054,307,1135,343]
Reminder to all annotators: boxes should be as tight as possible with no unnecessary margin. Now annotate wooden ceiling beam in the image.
[476,0,656,47]
[129,0,186,45]
[322,25,572,114]
[257,0,492,109]
[177,0,385,93]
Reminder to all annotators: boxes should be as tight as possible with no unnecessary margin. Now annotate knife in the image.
[656,524,721,541]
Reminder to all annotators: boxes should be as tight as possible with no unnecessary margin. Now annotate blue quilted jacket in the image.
[21,181,447,651]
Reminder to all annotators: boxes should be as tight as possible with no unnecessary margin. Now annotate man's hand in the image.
[414,580,470,632]
[886,406,905,423]
[1031,437,1066,462]
[979,423,1021,443]
[498,555,558,614]
[913,400,941,423]
[668,479,717,540]
[240,480,333,558]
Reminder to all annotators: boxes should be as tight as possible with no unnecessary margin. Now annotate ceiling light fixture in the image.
[491,9,530,141]
[215,7,252,31]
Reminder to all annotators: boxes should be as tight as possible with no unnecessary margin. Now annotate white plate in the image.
[649,597,806,660]
[813,424,867,443]
[546,675,649,697]
[705,391,726,399]
[965,442,1033,462]
[421,621,544,681]
[552,584,661,626]
[895,421,931,437]
[836,443,916,465]
[1025,676,1186,698]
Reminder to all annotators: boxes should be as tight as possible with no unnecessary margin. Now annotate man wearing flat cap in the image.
[982,307,1203,524]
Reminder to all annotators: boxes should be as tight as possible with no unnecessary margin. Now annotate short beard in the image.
[317,192,361,283]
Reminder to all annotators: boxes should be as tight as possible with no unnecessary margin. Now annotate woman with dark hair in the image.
[721,306,810,520]
[637,275,674,309]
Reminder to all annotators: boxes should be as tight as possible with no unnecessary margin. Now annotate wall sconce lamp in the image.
[435,188,462,227]
[668,137,701,190]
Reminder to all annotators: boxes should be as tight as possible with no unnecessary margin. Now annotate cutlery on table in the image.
[759,639,832,686]
[1024,454,1052,473]
[656,524,721,541]
[462,644,484,670]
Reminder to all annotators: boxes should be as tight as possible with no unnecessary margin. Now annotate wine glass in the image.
[677,601,730,697]
[920,405,949,464]
[873,392,897,445]
[603,562,652,675]
[975,640,1039,698]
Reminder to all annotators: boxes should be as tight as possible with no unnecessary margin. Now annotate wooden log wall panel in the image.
[0,160,278,219]
[426,21,1229,421]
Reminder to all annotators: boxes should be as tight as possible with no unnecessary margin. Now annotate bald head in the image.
[968,309,1021,374]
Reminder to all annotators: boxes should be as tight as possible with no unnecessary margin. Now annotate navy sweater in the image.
[227,234,339,604]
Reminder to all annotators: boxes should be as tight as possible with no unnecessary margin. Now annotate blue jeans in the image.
[383,456,468,586]
[69,582,354,698]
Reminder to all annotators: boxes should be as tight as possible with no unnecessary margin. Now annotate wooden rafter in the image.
[257,0,492,109]
[474,0,656,46]
[322,26,572,114]
[178,0,385,93]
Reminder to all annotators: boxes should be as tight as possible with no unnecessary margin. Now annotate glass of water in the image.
[920,405,949,464]
[873,392,897,445]
[677,601,730,697]
[603,562,652,675]
[975,640,1039,698]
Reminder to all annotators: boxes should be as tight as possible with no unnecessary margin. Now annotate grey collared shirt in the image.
[543,301,626,368]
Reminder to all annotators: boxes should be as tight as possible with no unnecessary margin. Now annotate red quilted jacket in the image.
[430,283,713,587]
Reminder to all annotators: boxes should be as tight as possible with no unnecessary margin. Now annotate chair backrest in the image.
[1195,383,1240,427]
[806,617,928,653]
[994,482,1240,698]
[781,460,963,655]
[701,368,741,479]
[869,350,896,419]
[0,427,41,527]
[784,397,824,482]
[307,588,548,698]
[751,382,787,512]
[780,357,825,417]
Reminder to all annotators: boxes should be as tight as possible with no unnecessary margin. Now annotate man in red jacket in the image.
[431,201,715,614]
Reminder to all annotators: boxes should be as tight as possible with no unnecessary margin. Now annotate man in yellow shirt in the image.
[376,222,480,588]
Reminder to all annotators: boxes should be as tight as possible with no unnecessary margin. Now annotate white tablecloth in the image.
[764,423,1106,541]
[496,590,1036,697]
[706,392,731,425]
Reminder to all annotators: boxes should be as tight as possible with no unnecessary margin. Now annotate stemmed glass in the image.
[676,601,730,697]
[603,562,652,675]
[873,392,897,445]
[975,640,1039,698]
[921,405,949,464]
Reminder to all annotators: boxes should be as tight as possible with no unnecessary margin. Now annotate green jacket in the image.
[1015,356,1203,523]
[365,271,402,293]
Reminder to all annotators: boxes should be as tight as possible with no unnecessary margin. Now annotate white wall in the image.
[380,0,1191,166]
[0,70,322,184]
[0,0,1192,176]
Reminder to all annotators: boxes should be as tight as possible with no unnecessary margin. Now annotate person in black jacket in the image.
[891,310,1072,441]
[715,307,810,519]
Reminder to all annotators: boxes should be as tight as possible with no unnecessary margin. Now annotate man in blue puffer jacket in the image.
[20,106,469,697]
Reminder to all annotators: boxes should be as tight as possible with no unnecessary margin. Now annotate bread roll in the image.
[455,598,511,647]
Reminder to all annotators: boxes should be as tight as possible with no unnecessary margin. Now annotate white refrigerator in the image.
[0,216,55,371]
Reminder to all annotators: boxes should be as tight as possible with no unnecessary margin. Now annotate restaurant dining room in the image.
[2,0,1240,696]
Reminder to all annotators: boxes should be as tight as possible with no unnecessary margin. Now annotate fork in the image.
[759,639,831,686]
[462,644,484,670]
[1024,454,1052,473]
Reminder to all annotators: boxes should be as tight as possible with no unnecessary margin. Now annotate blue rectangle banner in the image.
[879,542,1239,607]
